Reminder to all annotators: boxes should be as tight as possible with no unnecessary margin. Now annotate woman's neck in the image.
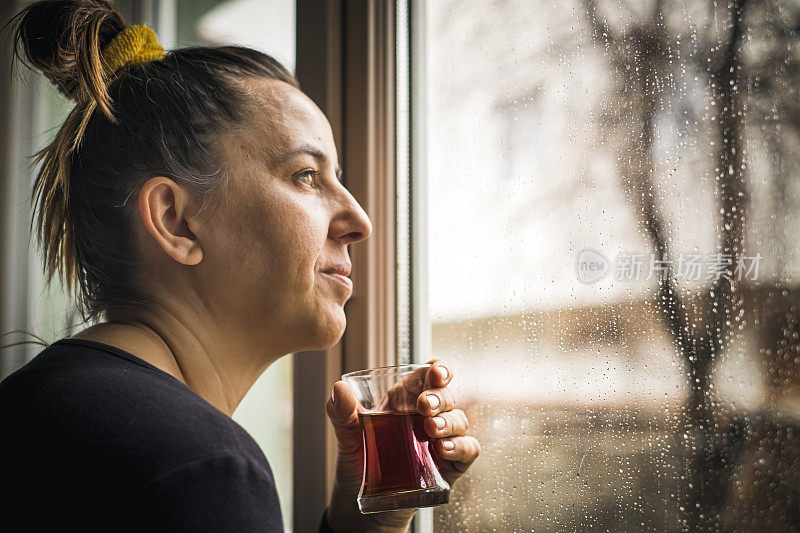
[71,305,280,416]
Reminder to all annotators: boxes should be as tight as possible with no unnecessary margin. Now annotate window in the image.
[1,10,78,376]
[409,0,800,530]
[7,0,796,530]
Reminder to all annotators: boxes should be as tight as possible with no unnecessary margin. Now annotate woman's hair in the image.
[8,0,298,322]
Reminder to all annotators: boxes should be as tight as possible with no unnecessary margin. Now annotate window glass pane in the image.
[174,2,296,530]
[22,88,76,363]
[3,22,93,375]
[414,1,800,530]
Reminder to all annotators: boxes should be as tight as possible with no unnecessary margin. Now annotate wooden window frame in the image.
[293,1,399,531]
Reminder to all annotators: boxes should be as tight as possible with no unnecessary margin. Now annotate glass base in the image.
[358,487,450,514]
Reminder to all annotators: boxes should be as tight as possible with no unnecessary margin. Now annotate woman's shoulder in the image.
[0,338,283,531]
[2,337,171,387]
[1,337,200,417]
[0,337,269,474]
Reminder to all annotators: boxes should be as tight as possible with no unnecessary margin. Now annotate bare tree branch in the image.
[583,0,615,46]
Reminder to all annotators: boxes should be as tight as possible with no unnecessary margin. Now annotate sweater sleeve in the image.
[133,452,284,532]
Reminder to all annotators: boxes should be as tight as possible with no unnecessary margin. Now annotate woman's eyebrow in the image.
[277,143,343,182]
[278,143,328,166]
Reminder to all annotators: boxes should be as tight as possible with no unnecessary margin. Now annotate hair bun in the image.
[11,0,126,116]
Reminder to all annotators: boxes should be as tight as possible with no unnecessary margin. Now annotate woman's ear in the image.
[138,177,204,266]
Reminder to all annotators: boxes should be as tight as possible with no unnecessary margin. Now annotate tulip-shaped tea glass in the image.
[342,364,451,514]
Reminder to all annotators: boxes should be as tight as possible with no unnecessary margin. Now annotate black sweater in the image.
[0,338,334,532]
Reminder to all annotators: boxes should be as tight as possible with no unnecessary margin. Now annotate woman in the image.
[0,1,480,531]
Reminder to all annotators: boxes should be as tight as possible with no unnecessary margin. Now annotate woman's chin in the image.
[305,307,346,350]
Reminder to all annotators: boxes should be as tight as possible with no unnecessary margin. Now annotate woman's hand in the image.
[325,360,481,533]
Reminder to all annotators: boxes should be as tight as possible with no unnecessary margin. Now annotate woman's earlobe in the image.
[179,243,204,266]
[138,177,205,267]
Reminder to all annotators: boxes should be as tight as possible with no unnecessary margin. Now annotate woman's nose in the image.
[329,188,373,244]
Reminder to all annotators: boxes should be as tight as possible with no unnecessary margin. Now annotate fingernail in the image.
[437,366,449,381]
[442,440,454,450]
[427,394,440,410]
[331,387,336,404]
[433,416,446,430]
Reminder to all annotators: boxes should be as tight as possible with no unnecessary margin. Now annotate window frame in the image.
[294,1,400,531]
[405,0,434,530]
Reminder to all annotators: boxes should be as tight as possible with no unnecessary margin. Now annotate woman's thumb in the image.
[326,380,358,426]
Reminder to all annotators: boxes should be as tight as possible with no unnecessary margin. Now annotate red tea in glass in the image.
[358,412,449,511]
[343,364,450,513]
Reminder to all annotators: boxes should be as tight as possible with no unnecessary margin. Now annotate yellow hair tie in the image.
[101,25,165,77]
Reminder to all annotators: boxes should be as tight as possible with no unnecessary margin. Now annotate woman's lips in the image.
[323,272,353,290]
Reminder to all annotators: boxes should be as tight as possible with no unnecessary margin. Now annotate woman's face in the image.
[196,78,372,354]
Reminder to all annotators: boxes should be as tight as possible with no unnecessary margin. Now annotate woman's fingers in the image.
[375,360,452,412]
[423,408,469,438]
[382,381,417,412]
[425,359,452,388]
[433,435,481,467]
[417,386,455,416]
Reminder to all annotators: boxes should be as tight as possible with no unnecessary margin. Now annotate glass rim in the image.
[341,363,431,380]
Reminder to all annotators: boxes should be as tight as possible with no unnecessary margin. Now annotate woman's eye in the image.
[295,170,318,188]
